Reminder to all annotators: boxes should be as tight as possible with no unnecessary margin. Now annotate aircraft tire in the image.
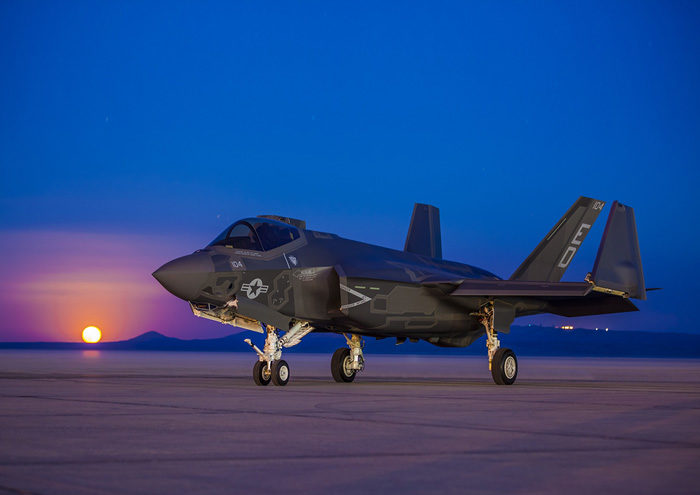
[491,348,517,385]
[253,360,271,386]
[331,348,356,383]
[271,359,290,386]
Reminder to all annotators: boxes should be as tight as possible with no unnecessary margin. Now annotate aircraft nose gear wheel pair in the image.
[245,321,312,386]
[253,359,289,386]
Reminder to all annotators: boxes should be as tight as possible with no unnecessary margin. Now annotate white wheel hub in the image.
[278,364,289,381]
[503,355,517,379]
[342,355,354,377]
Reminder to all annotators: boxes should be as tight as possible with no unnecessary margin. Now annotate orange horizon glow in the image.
[0,230,179,342]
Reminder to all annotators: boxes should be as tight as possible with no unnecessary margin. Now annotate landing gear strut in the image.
[331,334,364,383]
[475,302,518,385]
[244,321,312,386]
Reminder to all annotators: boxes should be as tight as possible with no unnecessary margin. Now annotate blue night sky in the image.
[1,1,698,341]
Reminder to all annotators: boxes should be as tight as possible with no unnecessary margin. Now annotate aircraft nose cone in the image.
[152,253,213,301]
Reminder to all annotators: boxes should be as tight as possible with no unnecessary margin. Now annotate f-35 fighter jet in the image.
[153,198,648,386]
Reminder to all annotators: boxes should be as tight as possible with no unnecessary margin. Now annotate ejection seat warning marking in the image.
[241,278,269,299]
[293,269,318,282]
[234,250,262,257]
[340,284,371,310]
[282,253,299,269]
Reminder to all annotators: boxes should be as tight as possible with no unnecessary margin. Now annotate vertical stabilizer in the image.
[590,201,646,300]
[404,204,442,259]
[510,197,605,282]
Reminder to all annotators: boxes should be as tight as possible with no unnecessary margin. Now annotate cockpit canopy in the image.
[208,218,300,251]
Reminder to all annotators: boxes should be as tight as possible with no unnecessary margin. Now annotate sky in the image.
[1,1,699,342]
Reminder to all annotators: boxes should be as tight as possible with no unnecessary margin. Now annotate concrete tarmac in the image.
[0,351,699,494]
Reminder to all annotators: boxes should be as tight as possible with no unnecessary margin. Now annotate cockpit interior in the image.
[209,218,300,251]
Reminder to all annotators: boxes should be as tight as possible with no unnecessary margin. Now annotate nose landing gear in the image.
[244,321,312,386]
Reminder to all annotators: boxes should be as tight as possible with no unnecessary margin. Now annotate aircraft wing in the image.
[448,279,592,298]
[422,278,593,298]
[426,278,638,320]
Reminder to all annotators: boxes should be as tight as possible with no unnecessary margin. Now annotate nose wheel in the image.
[253,360,271,386]
[251,359,290,386]
[271,359,290,386]
[245,321,312,386]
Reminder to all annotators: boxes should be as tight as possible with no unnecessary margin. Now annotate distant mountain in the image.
[1,326,700,358]
[126,331,176,343]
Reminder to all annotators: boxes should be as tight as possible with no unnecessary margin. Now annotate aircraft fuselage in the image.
[155,225,509,347]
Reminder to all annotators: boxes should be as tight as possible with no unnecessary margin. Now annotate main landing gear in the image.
[475,303,518,385]
[331,334,365,382]
[245,321,312,386]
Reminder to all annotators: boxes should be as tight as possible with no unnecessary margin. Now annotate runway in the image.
[1,351,698,494]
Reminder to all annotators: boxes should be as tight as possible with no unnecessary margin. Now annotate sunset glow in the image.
[82,326,102,344]
[0,230,205,342]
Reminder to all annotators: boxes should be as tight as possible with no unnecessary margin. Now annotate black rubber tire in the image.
[253,360,271,386]
[491,349,505,385]
[491,348,517,386]
[271,359,290,386]
[331,348,356,383]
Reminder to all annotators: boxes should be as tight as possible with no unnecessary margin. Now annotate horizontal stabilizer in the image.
[590,201,646,300]
[510,197,605,282]
[547,294,639,317]
[451,279,592,298]
[404,203,442,259]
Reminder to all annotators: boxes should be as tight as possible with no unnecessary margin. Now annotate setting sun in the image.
[82,326,102,343]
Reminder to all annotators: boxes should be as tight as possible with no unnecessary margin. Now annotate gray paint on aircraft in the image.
[153,198,648,348]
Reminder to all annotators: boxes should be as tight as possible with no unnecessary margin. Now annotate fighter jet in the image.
[153,197,648,386]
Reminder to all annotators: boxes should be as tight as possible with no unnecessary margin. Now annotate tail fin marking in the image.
[510,197,605,282]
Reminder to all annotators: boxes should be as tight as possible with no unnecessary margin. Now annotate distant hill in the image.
[1,326,700,358]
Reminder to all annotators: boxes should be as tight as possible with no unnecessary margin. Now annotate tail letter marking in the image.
[557,223,591,269]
